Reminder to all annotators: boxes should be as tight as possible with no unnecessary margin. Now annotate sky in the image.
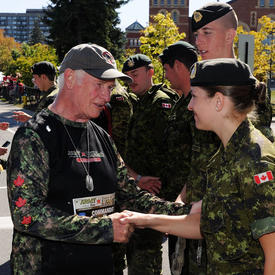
[0,0,229,31]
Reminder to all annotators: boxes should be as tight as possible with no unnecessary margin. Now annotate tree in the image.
[235,16,275,82]
[29,20,46,45]
[43,0,130,61]
[0,29,20,72]
[6,43,59,86]
[139,13,186,83]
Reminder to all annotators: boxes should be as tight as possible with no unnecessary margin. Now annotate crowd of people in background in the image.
[0,2,274,275]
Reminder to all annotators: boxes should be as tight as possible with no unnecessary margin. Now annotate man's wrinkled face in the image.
[73,72,115,119]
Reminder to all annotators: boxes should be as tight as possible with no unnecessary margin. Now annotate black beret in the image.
[191,2,233,32]
[31,61,57,76]
[159,41,198,68]
[122,54,152,73]
[190,58,257,87]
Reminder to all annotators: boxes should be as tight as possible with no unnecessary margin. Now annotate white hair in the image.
[57,70,86,90]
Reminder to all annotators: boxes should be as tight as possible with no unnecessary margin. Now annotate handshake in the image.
[109,211,140,243]
[110,200,202,243]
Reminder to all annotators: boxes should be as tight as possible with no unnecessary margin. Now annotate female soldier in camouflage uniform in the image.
[122,58,275,274]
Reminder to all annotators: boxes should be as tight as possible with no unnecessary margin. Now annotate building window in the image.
[160,0,164,5]
[172,10,178,22]
[153,0,158,6]
[270,0,274,6]
[181,0,184,5]
[174,0,178,5]
[250,11,257,27]
[167,0,171,5]
[260,0,265,7]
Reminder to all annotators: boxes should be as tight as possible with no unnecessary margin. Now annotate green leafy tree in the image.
[44,0,129,61]
[139,13,186,84]
[235,16,275,82]
[29,20,46,45]
[6,43,59,86]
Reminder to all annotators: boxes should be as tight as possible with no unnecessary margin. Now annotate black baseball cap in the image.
[191,2,233,32]
[59,43,132,82]
[190,58,257,87]
[159,41,198,69]
[122,54,153,73]
[31,61,57,76]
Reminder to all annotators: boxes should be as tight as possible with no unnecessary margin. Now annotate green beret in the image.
[190,58,257,87]
[122,54,152,73]
[159,41,198,69]
[191,2,233,32]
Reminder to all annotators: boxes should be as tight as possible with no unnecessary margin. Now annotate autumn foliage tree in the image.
[235,16,275,82]
[139,13,186,83]
[0,29,20,73]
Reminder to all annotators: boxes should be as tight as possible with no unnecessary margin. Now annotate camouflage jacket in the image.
[7,109,189,274]
[110,90,136,160]
[201,119,275,274]
[160,92,193,201]
[36,85,58,113]
[125,84,178,177]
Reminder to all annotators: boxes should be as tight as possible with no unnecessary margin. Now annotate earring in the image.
[216,106,219,111]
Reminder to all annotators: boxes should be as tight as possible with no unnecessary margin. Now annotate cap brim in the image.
[85,68,132,83]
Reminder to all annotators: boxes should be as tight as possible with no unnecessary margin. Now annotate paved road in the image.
[1,99,275,275]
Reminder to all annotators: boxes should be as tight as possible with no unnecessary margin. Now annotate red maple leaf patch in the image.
[15,197,27,208]
[14,175,24,187]
[21,216,32,225]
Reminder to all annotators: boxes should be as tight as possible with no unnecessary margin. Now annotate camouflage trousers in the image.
[126,228,163,275]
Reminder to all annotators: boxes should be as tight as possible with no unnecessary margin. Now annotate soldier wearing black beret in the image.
[13,61,58,123]
[120,57,275,275]
[191,2,238,60]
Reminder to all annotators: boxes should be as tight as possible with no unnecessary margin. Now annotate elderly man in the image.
[7,43,190,275]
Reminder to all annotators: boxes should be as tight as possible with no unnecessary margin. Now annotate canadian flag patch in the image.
[162,103,172,109]
[254,171,273,184]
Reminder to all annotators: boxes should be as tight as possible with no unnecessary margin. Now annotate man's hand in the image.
[109,212,135,243]
[12,111,32,123]
[0,122,9,130]
[137,176,161,194]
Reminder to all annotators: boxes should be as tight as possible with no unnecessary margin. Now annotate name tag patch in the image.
[73,193,115,217]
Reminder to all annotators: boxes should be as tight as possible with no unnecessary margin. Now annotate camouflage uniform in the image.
[110,89,136,274]
[162,92,220,275]
[160,92,193,201]
[253,97,274,142]
[7,109,190,275]
[125,84,178,275]
[182,120,220,275]
[36,85,58,113]
[110,89,136,160]
[202,119,275,274]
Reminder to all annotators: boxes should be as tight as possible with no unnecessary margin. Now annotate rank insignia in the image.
[193,11,203,23]
[254,171,273,184]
